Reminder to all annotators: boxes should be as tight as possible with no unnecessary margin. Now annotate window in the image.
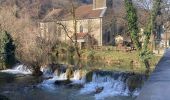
[105,30,111,43]
[80,25,83,33]
[107,31,110,42]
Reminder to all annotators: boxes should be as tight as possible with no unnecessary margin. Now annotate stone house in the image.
[39,0,115,47]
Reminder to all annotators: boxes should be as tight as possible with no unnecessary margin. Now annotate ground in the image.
[137,48,170,100]
[56,47,162,74]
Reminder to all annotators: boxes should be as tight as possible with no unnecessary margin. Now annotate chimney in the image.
[93,0,112,10]
[93,0,106,10]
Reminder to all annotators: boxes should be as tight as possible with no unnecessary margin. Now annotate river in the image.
[0,62,145,100]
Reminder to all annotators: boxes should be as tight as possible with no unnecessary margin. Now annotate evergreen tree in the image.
[124,0,162,70]
[0,30,16,69]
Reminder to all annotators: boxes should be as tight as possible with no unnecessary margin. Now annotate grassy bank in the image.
[80,50,162,73]
[53,46,162,74]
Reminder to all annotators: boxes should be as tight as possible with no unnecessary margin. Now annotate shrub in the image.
[87,50,95,60]
[68,45,75,57]
[0,31,16,69]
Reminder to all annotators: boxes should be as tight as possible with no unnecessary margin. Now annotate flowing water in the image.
[1,64,32,75]
[0,64,145,100]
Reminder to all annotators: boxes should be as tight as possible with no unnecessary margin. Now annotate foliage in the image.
[87,50,95,60]
[139,50,153,62]
[124,0,162,69]
[0,30,16,69]
[68,45,75,57]
[125,0,141,51]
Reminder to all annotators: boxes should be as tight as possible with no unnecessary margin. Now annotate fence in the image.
[83,45,134,52]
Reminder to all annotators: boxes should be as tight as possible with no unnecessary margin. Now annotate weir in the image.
[0,62,144,100]
[137,48,170,100]
[39,66,144,99]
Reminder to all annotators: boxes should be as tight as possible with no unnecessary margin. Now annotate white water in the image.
[71,70,86,84]
[39,76,58,90]
[41,66,53,78]
[39,68,141,100]
[0,64,32,74]
[0,64,141,100]
[39,68,86,90]
[80,73,131,100]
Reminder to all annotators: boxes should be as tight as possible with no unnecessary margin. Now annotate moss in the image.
[127,75,144,92]
[85,71,93,82]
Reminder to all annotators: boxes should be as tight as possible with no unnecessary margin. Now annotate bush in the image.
[68,46,75,57]
[0,31,16,69]
[87,50,95,60]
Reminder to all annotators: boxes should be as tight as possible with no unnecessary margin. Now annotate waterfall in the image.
[39,67,143,99]
[0,64,32,74]
[39,67,86,90]
[80,71,143,100]
[41,66,53,78]
[71,70,86,84]
[80,72,129,99]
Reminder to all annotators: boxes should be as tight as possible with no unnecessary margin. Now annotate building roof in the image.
[77,32,88,39]
[74,5,104,19]
[43,4,106,22]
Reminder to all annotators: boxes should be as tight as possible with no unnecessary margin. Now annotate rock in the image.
[94,87,104,94]
[66,84,83,89]
[65,67,74,80]
[127,75,143,92]
[0,95,9,100]
[85,71,93,83]
[32,70,43,76]
[54,80,72,85]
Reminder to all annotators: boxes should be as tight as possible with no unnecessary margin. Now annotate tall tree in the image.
[124,0,162,70]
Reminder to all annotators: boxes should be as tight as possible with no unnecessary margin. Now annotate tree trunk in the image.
[144,60,150,71]
[72,3,81,58]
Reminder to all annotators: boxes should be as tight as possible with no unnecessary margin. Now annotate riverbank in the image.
[0,48,162,74]
[56,49,162,74]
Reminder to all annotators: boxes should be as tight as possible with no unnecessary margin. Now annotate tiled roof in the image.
[76,32,89,39]
[74,5,103,19]
[43,4,104,21]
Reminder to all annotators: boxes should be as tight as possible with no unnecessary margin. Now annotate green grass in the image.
[81,50,162,74]
[55,47,162,74]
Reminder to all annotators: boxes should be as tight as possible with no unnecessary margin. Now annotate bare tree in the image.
[51,0,81,58]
